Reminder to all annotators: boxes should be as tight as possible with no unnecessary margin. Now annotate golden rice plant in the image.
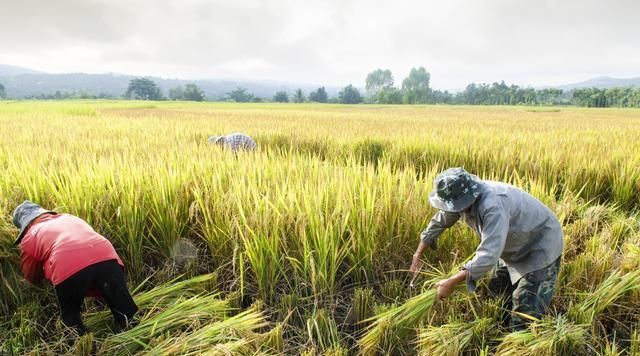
[2,101,640,354]
[497,315,588,356]
[358,288,438,355]
[417,317,497,356]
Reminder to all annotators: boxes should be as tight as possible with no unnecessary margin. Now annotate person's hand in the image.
[409,254,424,287]
[434,278,456,300]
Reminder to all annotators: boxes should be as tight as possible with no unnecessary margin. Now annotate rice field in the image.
[0,100,639,355]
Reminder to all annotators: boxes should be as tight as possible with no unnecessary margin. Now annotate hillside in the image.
[0,65,338,99]
[555,76,640,90]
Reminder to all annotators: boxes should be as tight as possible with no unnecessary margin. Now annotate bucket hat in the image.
[12,200,56,245]
[428,168,482,212]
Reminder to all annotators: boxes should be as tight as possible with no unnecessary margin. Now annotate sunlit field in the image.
[1,101,639,355]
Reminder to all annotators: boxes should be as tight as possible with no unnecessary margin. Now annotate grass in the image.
[0,101,639,354]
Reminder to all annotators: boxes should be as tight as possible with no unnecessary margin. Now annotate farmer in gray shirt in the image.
[409,167,563,329]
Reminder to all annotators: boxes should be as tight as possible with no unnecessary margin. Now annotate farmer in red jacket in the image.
[13,200,138,335]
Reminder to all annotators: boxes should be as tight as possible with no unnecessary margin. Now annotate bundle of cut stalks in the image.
[417,317,496,356]
[84,273,218,333]
[358,288,437,355]
[497,315,588,356]
[498,269,640,355]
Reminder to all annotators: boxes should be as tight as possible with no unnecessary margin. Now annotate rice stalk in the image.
[497,315,589,356]
[417,317,497,356]
[358,288,437,355]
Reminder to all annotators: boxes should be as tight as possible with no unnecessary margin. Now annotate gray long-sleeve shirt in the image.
[420,181,563,291]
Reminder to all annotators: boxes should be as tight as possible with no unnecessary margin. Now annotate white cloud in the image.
[0,0,638,89]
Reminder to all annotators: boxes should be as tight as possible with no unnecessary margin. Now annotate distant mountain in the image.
[0,64,339,99]
[0,64,44,76]
[555,76,640,91]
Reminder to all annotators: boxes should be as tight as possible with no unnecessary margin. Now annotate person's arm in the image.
[420,210,461,249]
[462,206,508,292]
[410,210,460,286]
[20,250,44,285]
[436,206,508,297]
[435,269,469,299]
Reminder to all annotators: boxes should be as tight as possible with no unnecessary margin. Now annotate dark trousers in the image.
[54,259,138,334]
[487,257,561,330]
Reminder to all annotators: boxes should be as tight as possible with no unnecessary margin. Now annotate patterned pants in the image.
[487,257,561,330]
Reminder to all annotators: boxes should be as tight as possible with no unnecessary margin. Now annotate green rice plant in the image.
[620,238,640,273]
[72,333,94,356]
[111,181,148,277]
[497,315,589,356]
[263,322,285,353]
[0,241,25,314]
[3,102,640,354]
[0,303,41,355]
[84,273,217,332]
[97,295,231,355]
[146,172,191,260]
[143,309,267,355]
[600,339,624,356]
[292,188,351,301]
[561,233,617,292]
[300,347,317,356]
[234,189,286,302]
[381,279,404,302]
[306,309,341,352]
[417,317,497,356]
[323,345,349,356]
[351,287,375,328]
[630,329,639,356]
[568,269,640,325]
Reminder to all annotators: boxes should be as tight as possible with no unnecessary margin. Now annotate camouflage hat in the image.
[428,168,482,212]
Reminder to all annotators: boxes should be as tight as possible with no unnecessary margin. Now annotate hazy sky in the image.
[1,0,638,90]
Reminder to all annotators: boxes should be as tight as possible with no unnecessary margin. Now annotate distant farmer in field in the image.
[13,201,138,335]
[208,132,257,152]
[409,168,563,330]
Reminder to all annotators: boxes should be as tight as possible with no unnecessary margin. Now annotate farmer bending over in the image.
[13,201,138,335]
[409,168,563,330]
[208,132,257,152]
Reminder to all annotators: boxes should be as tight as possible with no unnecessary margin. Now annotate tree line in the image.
[2,70,639,107]
[572,87,640,108]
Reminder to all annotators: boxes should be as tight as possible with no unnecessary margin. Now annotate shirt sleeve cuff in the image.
[420,232,438,249]
[462,266,477,293]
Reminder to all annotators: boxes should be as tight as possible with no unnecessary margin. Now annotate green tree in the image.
[338,84,362,104]
[366,69,394,96]
[0,83,5,99]
[377,87,403,104]
[273,91,289,103]
[183,84,205,101]
[169,86,185,100]
[226,87,254,102]
[401,67,431,104]
[125,78,164,100]
[293,88,305,103]
[308,87,328,103]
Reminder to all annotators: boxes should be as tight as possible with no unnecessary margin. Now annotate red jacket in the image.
[19,213,124,286]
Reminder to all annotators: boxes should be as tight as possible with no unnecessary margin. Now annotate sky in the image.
[1,0,639,91]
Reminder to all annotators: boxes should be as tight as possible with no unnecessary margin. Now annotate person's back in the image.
[463,181,563,282]
[208,133,257,152]
[21,213,123,285]
[14,201,138,335]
